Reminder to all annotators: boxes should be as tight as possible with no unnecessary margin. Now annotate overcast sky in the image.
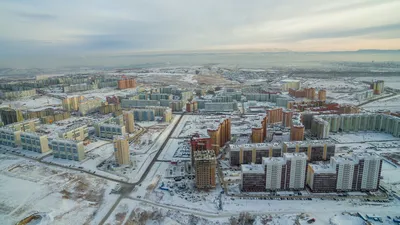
[0,0,399,66]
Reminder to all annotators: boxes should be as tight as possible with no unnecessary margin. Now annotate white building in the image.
[354,153,382,191]
[263,157,286,190]
[331,156,357,191]
[281,79,301,91]
[283,153,307,190]
[98,123,126,139]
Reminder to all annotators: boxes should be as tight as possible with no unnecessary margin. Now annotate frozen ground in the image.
[0,95,61,109]
[0,154,118,225]
[329,132,400,143]
[362,94,400,112]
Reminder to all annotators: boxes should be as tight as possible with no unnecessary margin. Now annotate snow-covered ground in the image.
[0,154,118,225]
[0,95,62,109]
[157,138,190,161]
[356,76,400,90]
[362,95,400,112]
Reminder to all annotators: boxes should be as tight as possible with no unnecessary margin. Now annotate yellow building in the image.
[114,135,131,165]
[78,97,102,116]
[7,119,38,132]
[20,132,49,153]
[62,96,84,111]
[123,112,135,133]
[58,125,89,141]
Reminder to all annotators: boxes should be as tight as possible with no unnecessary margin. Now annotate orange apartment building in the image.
[118,78,137,89]
[251,114,268,143]
[207,118,231,155]
[267,108,283,124]
[289,88,316,100]
[282,110,294,128]
[290,124,305,141]
[318,89,327,101]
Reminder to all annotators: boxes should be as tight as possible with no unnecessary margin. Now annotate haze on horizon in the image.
[1,0,400,67]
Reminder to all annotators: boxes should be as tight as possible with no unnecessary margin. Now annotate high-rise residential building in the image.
[284,153,307,190]
[207,117,231,155]
[290,116,305,141]
[241,164,266,192]
[114,135,131,165]
[20,132,49,153]
[0,108,24,125]
[229,143,283,166]
[251,127,264,143]
[282,110,293,128]
[331,156,358,191]
[62,96,84,111]
[194,150,216,189]
[318,89,327,101]
[311,117,330,139]
[123,112,135,133]
[132,109,155,121]
[354,153,382,191]
[267,108,283,124]
[190,135,212,165]
[281,79,301,91]
[118,78,137,89]
[78,97,102,116]
[50,139,85,161]
[263,157,286,191]
[370,80,384,95]
[307,163,337,192]
[304,87,316,100]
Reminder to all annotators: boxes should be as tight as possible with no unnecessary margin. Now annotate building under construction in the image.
[194,150,216,189]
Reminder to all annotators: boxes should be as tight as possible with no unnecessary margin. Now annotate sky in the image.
[0,0,400,67]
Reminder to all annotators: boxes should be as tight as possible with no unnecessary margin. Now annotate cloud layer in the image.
[0,0,399,66]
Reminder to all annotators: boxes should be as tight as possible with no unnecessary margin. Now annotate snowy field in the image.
[356,76,400,90]
[0,95,62,109]
[157,138,190,161]
[362,95,400,112]
[329,132,400,143]
[0,154,118,225]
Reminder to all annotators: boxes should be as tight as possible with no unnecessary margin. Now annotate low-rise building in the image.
[0,128,21,147]
[78,97,102,116]
[20,132,49,153]
[97,123,126,139]
[50,139,85,161]
[58,125,89,141]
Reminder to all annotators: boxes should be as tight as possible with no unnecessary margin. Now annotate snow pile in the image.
[329,214,364,225]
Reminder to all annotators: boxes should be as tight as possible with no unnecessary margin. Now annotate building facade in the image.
[20,132,49,153]
[50,139,85,161]
[241,164,266,192]
[0,108,24,125]
[194,150,217,189]
[114,135,131,165]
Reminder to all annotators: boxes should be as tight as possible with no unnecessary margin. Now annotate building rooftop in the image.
[331,155,358,164]
[230,142,281,151]
[241,164,265,174]
[50,138,82,145]
[194,150,216,160]
[283,152,308,160]
[353,152,381,160]
[262,157,286,165]
[309,163,336,174]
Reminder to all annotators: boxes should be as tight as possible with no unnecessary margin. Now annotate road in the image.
[98,113,185,225]
[357,91,398,107]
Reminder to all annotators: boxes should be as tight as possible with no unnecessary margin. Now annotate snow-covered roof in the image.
[241,164,265,174]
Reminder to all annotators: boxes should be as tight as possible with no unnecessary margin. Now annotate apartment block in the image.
[284,153,308,190]
[123,112,135,133]
[318,89,327,101]
[370,80,384,95]
[20,132,49,153]
[281,79,301,91]
[169,100,184,112]
[0,128,21,147]
[133,109,155,122]
[118,78,137,89]
[78,97,102,116]
[307,163,337,192]
[58,125,89,141]
[229,143,282,166]
[263,157,286,191]
[6,119,38,132]
[3,89,36,100]
[97,123,126,139]
[62,96,84,111]
[114,135,131,165]
[207,117,231,155]
[331,156,358,191]
[282,110,293,128]
[194,150,217,189]
[50,139,85,161]
[241,164,266,192]
[354,153,382,191]
[0,108,24,125]
[121,99,160,108]
[267,108,283,124]
[190,135,212,165]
